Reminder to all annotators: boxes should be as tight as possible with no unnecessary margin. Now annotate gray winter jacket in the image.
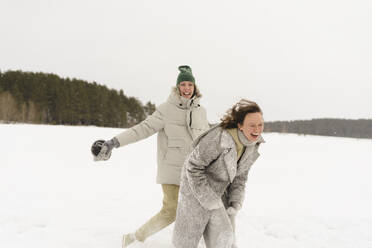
[173,125,264,247]
[115,87,210,185]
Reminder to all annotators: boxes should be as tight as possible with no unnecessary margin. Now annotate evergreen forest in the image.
[0,70,155,127]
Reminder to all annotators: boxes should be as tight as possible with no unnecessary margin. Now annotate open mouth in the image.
[250,133,259,139]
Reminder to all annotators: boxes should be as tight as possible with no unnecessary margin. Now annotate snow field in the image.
[1,124,371,248]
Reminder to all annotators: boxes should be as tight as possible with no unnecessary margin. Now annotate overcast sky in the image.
[1,0,371,122]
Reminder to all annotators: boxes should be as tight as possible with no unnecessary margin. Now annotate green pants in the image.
[135,184,179,242]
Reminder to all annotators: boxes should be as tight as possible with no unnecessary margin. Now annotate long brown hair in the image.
[220,99,262,129]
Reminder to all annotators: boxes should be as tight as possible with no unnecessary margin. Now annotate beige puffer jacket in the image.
[115,87,210,185]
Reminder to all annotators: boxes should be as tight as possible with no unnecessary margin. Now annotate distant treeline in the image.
[264,119,372,139]
[2,70,371,139]
[0,70,155,127]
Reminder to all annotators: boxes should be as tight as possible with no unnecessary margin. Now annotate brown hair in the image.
[220,99,262,129]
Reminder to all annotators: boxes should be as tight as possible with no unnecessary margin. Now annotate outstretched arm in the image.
[115,109,165,147]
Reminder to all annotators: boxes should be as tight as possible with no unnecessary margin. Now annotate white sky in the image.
[1,0,371,122]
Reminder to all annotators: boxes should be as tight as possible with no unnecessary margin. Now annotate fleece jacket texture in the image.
[173,125,264,248]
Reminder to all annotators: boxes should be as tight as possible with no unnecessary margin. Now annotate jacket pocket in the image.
[164,138,186,165]
[168,138,185,148]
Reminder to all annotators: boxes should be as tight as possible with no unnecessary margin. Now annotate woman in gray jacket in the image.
[173,99,265,248]
[93,65,210,247]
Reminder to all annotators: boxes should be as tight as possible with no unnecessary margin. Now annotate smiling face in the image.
[237,112,264,141]
[178,81,195,99]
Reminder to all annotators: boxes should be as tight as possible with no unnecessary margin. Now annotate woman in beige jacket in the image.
[93,65,210,247]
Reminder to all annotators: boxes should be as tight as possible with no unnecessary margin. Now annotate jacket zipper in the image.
[189,111,192,127]
[189,99,194,127]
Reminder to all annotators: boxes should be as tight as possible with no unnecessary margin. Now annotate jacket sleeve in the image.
[228,150,260,206]
[115,108,165,147]
[227,168,250,207]
[186,130,224,210]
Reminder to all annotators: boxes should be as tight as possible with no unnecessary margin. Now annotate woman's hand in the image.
[227,202,242,216]
[93,138,120,161]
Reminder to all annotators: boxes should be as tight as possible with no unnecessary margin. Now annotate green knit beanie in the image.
[176,65,195,85]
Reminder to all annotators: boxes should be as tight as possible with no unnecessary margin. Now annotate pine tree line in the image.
[264,118,372,139]
[0,70,156,127]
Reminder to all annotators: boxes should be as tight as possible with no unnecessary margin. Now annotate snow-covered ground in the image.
[1,124,372,248]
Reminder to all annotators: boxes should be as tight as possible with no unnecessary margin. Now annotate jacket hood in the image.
[167,86,202,108]
[172,85,202,99]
